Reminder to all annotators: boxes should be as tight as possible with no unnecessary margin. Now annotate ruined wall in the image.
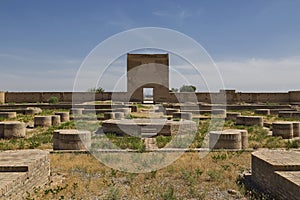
[4,92,114,103]
[3,90,300,104]
[236,92,289,103]
[289,91,300,102]
[0,92,5,104]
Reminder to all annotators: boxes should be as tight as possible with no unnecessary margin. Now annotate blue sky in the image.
[1,0,300,92]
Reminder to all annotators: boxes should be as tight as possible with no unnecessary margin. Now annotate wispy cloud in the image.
[153,9,191,20]
[107,8,137,30]
[152,6,195,24]
[216,56,300,92]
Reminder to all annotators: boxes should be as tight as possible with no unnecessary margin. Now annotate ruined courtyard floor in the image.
[27,151,250,200]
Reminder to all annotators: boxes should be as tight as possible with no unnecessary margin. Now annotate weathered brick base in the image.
[251,149,300,199]
[0,149,50,199]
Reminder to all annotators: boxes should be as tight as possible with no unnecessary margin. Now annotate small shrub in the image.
[107,185,120,200]
[181,169,196,186]
[286,139,300,149]
[207,169,222,181]
[44,184,68,195]
[162,186,176,200]
[88,87,105,93]
[125,114,133,119]
[156,135,172,148]
[48,96,59,104]
[18,140,25,149]
[195,168,203,176]
[211,153,227,161]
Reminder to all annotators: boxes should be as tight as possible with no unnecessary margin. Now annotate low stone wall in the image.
[254,109,270,115]
[4,90,300,104]
[102,119,196,137]
[0,149,50,199]
[251,149,300,200]
[236,116,263,126]
[278,111,300,119]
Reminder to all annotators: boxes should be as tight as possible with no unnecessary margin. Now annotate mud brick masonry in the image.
[251,149,300,200]
[0,150,50,199]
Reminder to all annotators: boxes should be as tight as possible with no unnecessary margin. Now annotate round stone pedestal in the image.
[272,122,293,139]
[55,112,70,122]
[51,115,61,126]
[209,130,242,150]
[53,129,91,150]
[34,116,52,127]
[0,121,26,139]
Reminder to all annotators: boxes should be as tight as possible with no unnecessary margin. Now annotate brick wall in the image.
[0,149,50,199]
[251,149,300,200]
[3,89,300,104]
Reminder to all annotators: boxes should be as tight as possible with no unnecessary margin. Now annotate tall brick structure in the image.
[127,54,170,102]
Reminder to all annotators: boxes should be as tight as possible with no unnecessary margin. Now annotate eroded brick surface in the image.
[0,149,50,199]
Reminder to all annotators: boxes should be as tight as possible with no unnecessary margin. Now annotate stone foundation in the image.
[0,112,16,119]
[293,122,300,137]
[51,115,61,126]
[165,108,180,116]
[172,112,192,120]
[55,112,70,122]
[272,122,293,139]
[114,112,124,120]
[70,108,84,115]
[236,116,263,126]
[53,129,91,150]
[104,112,115,120]
[0,121,26,139]
[0,149,50,199]
[209,129,248,150]
[278,111,300,119]
[34,116,52,127]
[226,112,241,121]
[25,107,42,115]
[254,109,270,115]
[251,149,300,200]
[102,119,196,137]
